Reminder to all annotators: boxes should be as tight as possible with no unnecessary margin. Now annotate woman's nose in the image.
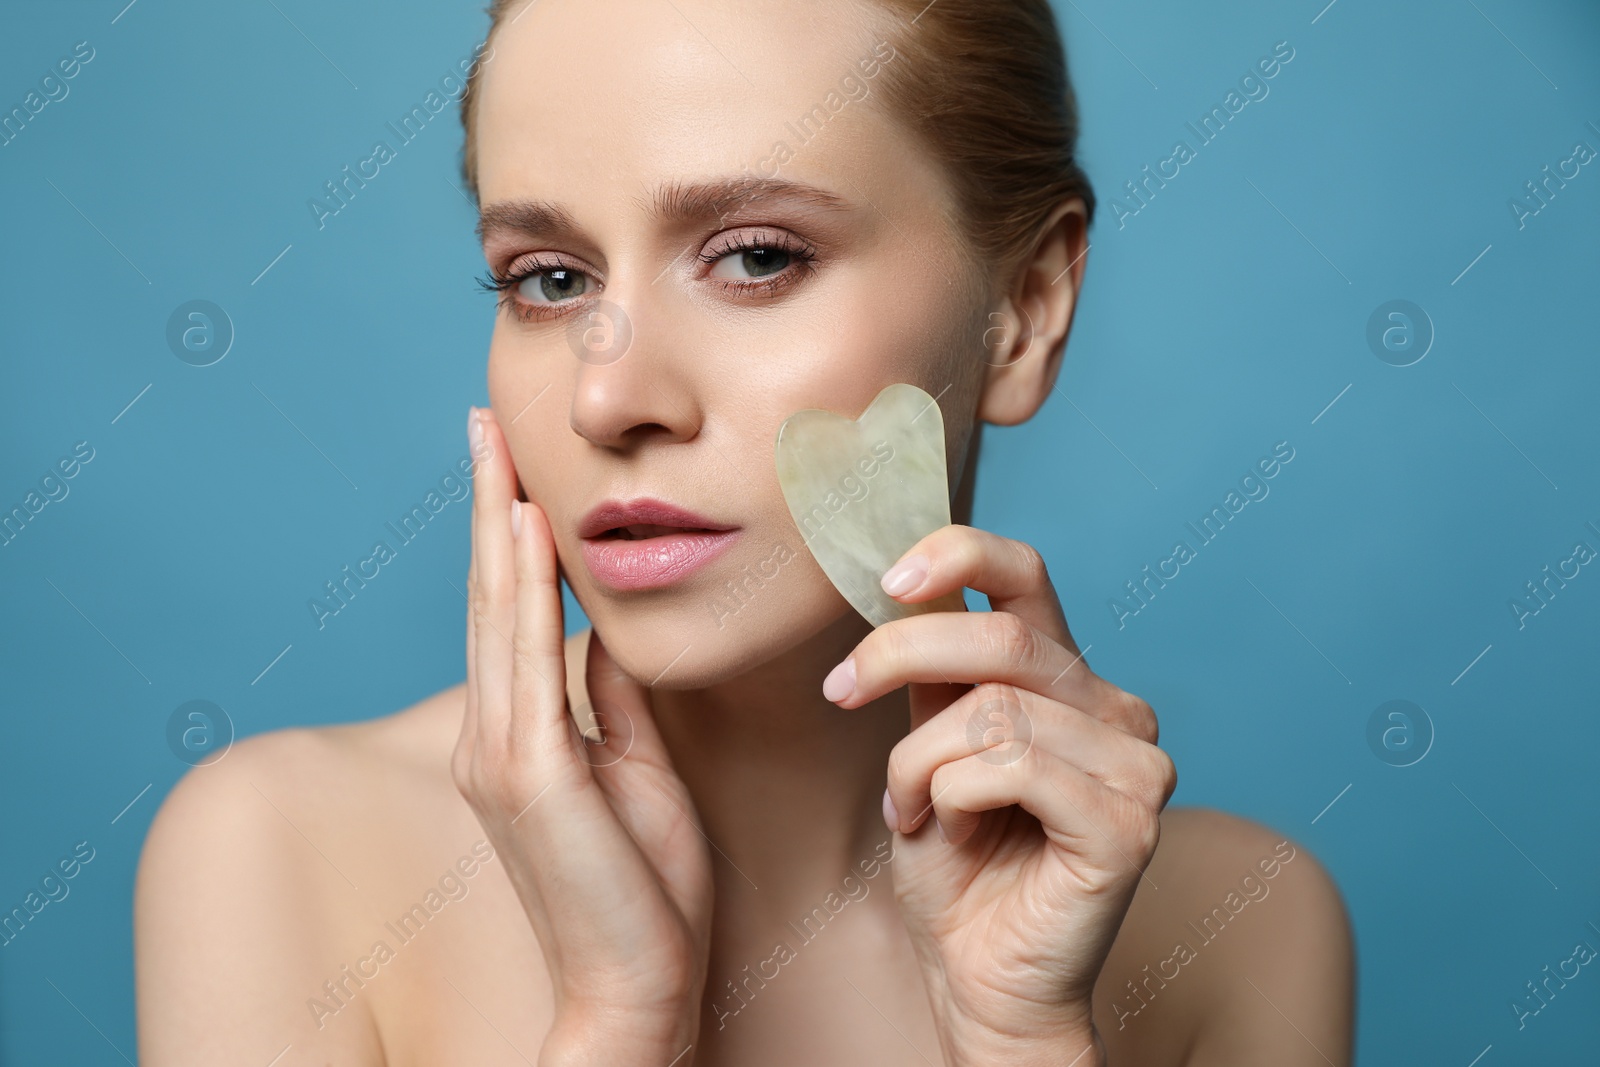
[566,294,703,449]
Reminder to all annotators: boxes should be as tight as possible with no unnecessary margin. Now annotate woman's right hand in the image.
[454,406,714,1065]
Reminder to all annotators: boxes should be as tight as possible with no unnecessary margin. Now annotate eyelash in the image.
[476,232,818,323]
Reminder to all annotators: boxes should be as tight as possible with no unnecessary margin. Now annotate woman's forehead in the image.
[473,0,902,198]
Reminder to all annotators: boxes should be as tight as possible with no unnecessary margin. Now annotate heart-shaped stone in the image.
[774,382,966,627]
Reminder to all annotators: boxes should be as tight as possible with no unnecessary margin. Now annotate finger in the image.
[455,537,480,787]
[885,682,1176,835]
[582,628,667,764]
[572,630,603,743]
[582,630,712,900]
[829,610,1146,741]
[508,496,572,761]
[469,406,520,742]
[456,407,485,781]
[878,524,1079,657]
[927,746,1163,866]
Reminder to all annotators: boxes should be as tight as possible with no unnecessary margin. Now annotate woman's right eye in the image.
[476,257,601,322]
[518,265,601,307]
[517,267,594,305]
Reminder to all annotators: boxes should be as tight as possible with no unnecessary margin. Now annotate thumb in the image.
[582,628,672,768]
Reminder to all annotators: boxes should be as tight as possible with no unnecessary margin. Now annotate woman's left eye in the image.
[699,232,816,291]
[709,246,793,280]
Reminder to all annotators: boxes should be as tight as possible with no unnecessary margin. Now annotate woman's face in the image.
[473,0,995,687]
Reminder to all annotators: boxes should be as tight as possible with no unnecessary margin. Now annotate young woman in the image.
[135,1,1354,1063]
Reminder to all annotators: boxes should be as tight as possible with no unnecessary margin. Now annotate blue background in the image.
[2,0,1597,1062]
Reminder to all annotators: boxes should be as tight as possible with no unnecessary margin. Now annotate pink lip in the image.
[578,497,741,592]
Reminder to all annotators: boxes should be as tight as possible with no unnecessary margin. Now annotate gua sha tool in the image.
[774,382,966,627]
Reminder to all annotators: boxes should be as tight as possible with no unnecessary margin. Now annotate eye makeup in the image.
[476,226,820,323]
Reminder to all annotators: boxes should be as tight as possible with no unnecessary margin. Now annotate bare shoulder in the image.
[1095,806,1355,1067]
[133,684,467,1064]
[135,630,592,1064]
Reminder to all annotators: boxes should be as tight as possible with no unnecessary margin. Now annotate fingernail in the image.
[935,818,948,844]
[822,656,856,702]
[880,553,929,598]
[882,788,900,833]
[511,499,522,539]
[468,407,484,452]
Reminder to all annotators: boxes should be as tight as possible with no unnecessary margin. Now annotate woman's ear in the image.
[976,198,1089,426]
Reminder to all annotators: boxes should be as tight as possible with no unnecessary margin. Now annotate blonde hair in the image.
[457,0,1095,286]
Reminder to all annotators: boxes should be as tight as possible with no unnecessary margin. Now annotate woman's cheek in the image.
[505,429,564,518]
[486,331,535,423]
[487,343,564,500]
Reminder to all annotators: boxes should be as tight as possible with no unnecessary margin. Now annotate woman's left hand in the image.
[821,525,1177,1067]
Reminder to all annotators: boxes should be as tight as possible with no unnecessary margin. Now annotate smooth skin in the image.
[134,424,1355,1066]
[135,1,1354,1063]
[833,523,1175,1061]
[455,407,714,1062]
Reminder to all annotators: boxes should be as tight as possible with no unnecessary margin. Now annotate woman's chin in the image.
[585,587,860,692]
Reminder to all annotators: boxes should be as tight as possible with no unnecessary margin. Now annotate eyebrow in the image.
[475,176,851,244]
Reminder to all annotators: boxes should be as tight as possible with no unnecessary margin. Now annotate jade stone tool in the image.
[774,382,966,627]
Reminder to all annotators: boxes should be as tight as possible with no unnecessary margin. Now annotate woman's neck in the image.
[649,611,907,924]
[642,429,981,924]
